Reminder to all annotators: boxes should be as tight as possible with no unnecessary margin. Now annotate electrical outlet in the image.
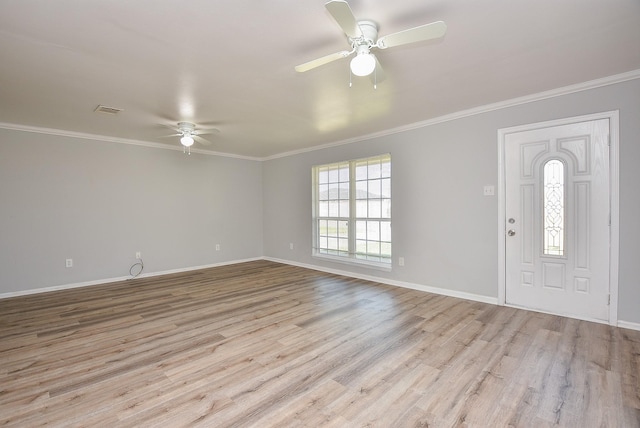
[483,185,495,196]
[398,257,405,267]
[215,244,220,251]
[289,243,294,250]
[136,252,141,259]
[65,258,73,268]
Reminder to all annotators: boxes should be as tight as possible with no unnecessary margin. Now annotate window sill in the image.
[312,252,392,272]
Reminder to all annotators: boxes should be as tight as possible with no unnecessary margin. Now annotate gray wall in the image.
[0,130,263,293]
[262,78,640,325]
[1,78,638,325]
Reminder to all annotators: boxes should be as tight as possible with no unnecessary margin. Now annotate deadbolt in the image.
[508,218,515,224]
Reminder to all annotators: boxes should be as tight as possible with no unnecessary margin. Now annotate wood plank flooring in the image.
[1,260,639,427]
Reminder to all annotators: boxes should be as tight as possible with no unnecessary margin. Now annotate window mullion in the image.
[349,159,356,257]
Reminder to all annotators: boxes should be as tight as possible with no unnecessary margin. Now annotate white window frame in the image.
[312,153,391,270]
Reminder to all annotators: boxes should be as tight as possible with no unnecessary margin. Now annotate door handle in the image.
[507,229,516,236]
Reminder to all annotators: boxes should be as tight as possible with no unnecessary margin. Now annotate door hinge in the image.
[608,294,611,305]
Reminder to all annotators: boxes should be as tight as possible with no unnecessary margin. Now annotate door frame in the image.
[497,111,619,325]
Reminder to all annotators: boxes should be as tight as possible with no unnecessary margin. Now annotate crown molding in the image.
[2,69,638,162]
[264,69,640,160]
[0,122,262,162]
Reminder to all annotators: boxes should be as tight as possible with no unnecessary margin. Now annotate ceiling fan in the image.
[163,122,219,154]
[295,0,447,84]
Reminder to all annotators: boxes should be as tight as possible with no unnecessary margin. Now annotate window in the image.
[543,159,565,256]
[313,154,391,267]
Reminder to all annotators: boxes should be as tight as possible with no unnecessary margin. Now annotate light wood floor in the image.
[1,260,639,427]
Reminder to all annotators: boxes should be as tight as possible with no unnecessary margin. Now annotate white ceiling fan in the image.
[295,0,447,84]
[163,122,219,154]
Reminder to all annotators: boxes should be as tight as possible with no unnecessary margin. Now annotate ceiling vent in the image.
[94,105,123,115]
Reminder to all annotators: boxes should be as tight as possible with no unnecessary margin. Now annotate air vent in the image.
[94,105,123,115]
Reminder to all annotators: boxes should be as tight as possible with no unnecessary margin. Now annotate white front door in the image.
[503,117,610,321]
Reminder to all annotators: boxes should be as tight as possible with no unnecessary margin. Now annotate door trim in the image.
[497,111,619,325]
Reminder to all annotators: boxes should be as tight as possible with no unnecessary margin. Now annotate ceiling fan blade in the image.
[201,127,221,134]
[295,50,351,73]
[159,123,180,131]
[325,0,363,39]
[369,56,386,85]
[197,127,222,134]
[194,135,212,146]
[194,128,220,136]
[376,21,447,49]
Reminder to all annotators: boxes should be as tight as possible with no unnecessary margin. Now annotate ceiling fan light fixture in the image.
[180,135,194,147]
[350,52,376,77]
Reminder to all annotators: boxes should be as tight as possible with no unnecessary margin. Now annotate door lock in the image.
[507,229,516,236]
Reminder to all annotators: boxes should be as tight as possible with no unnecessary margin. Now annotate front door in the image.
[503,117,610,321]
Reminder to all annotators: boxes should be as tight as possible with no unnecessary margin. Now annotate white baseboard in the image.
[5,256,635,333]
[264,257,499,305]
[135,257,263,279]
[0,275,131,300]
[0,256,495,305]
[617,320,640,332]
[268,258,640,330]
[0,257,262,300]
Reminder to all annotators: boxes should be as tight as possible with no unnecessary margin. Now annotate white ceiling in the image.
[1,0,639,159]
